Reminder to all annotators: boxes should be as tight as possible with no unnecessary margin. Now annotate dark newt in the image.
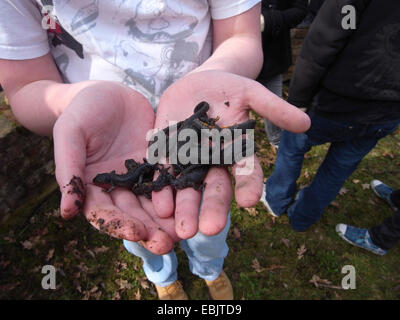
[171,164,209,191]
[93,159,156,192]
[132,168,174,198]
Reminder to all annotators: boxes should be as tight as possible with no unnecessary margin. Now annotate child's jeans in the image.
[123,214,231,287]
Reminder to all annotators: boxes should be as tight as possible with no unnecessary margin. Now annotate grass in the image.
[1,106,400,300]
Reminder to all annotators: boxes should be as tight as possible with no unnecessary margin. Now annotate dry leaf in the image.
[352,179,360,184]
[362,184,370,190]
[330,201,340,208]
[90,286,99,293]
[339,187,348,195]
[139,279,150,290]
[251,258,264,273]
[93,246,109,254]
[310,275,331,288]
[115,278,133,291]
[265,265,285,271]
[245,207,258,217]
[46,248,55,261]
[87,250,95,258]
[309,275,342,289]
[3,236,15,243]
[21,240,33,250]
[281,238,290,248]
[135,288,141,300]
[297,244,307,260]
[112,291,121,300]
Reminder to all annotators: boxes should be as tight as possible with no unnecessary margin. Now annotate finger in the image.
[246,80,311,133]
[137,196,180,243]
[84,184,148,242]
[174,187,202,239]
[53,117,87,220]
[112,189,175,255]
[152,168,175,218]
[232,155,264,207]
[198,167,232,236]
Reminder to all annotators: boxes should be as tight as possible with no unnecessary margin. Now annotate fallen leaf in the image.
[310,275,331,288]
[251,258,264,273]
[281,238,290,248]
[297,244,307,260]
[115,278,133,291]
[352,179,360,184]
[330,201,340,208]
[93,246,109,254]
[309,275,342,289]
[139,279,150,290]
[112,291,121,300]
[245,207,258,217]
[21,240,33,250]
[87,250,95,258]
[3,236,15,243]
[362,184,370,190]
[46,248,55,261]
[339,187,348,195]
[265,265,285,271]
[135,288,141,300]
[90,286,98,293]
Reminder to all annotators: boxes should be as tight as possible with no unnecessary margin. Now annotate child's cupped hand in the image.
[152,70,311,239]
[53,81,179,255]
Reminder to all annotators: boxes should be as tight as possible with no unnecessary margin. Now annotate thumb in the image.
[247,81,311,133]
[53,116,87,220]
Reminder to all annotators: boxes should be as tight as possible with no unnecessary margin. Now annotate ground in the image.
[1,93,400,300]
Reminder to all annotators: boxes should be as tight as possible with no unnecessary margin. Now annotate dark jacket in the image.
[288,0,400,123]
[257,0,308,81]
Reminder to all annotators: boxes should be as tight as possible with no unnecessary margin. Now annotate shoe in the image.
[155,281,189,300]
[335,224,387,256]
[205,271,233,300]
[260,183,280,217]
[371,180,398,211]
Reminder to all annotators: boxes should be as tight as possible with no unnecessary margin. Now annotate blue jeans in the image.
[123,214,230,287]
[265,112,400,232]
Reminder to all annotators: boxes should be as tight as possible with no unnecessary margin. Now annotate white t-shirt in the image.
[0,0,260,109]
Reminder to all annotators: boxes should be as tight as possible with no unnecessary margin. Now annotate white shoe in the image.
[260,184,279,218]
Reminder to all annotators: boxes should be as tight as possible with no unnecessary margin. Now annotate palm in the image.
[153,70,310,238]
[53,83,179,255]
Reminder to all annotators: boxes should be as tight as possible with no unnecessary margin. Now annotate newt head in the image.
[92,173,113,189]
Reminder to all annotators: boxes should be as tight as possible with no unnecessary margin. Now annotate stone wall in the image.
[0,92,57,224]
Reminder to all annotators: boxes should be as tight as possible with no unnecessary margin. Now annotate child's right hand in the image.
[53,81,179,255]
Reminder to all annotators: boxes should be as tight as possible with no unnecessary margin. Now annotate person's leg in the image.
[390,189,400,209]
[289,121,400,231]
[288,138,380,231]
[123,240,178,287]
[261,75,283,147]
[180,214,231,282]
[369,207,400,250]
[264,130,313,215]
